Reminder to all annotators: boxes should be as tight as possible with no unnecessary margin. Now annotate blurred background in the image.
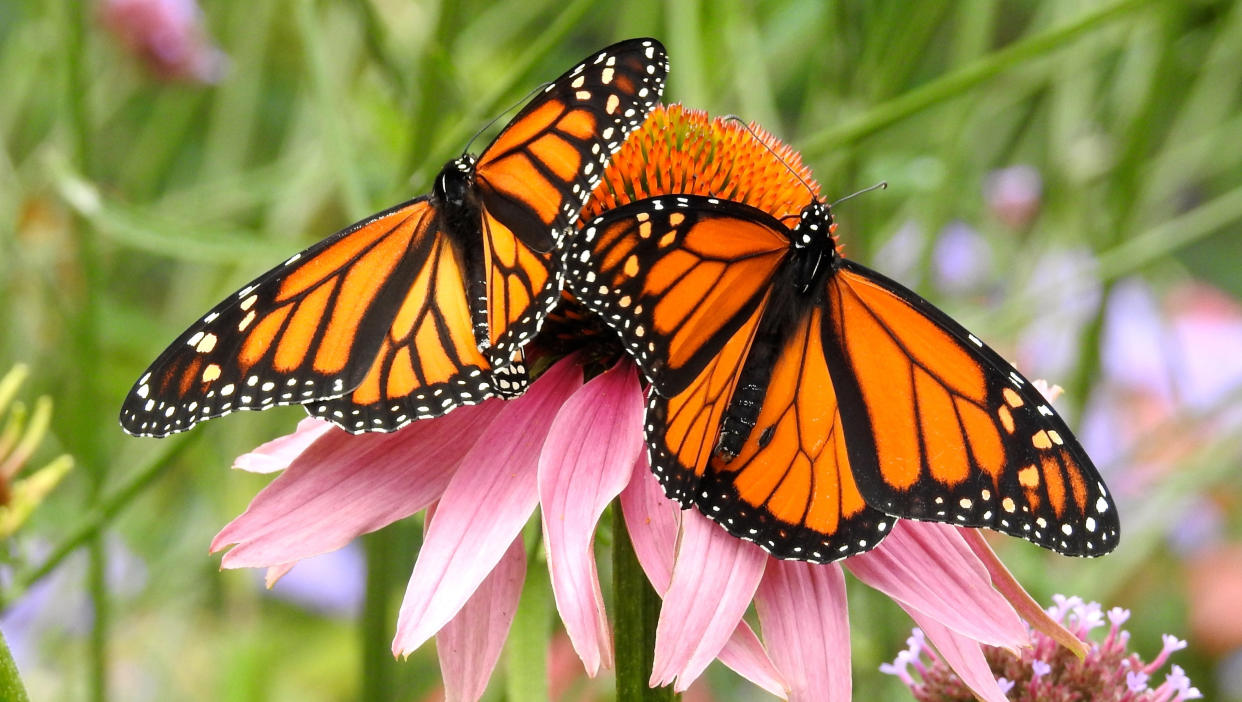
[2,0,1241,700]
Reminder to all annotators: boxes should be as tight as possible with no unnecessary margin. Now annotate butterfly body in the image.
[567,193,1119,562]
[715,202,837,459]
[121,38,668,437]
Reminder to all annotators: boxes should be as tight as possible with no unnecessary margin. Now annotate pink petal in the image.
[265,563,294,587]
[437,533,527,702]
[755,560,849,702]
[905,610,1009,702]
[847,521,1027,650]
[212,399,506,568]
[652,509,768,691]
[620,458,786,697]
[539,362,645,675]
[618,453,680,591]
[392,358,582,656]
[960,529,1086,657]
[232,417,334,473]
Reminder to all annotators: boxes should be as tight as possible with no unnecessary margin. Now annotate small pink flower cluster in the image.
[882,594,1201,701]
[99,0,227,82]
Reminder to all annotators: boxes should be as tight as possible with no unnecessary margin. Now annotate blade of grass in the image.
[422,0,597,169]
[295,0,368,218]
[801,0,1162,155]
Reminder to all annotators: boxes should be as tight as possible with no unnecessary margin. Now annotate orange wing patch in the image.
[480,211,553,354]
[568,201,786,394]
[824,261,1119,556]
[120,199,438,437]
[308,224,519,434]
[466,39,667,369]
[692,311,895,562]
[653,304,766,496]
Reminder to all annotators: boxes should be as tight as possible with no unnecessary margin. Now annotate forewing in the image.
[473,37,668,364]
[823,260,1120,556]
[306,220,528,433]
[565,195,789,395]
[120,199,436,437]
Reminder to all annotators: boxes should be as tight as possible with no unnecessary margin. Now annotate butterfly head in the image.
[789,200,840,294]
[436,155,479,209]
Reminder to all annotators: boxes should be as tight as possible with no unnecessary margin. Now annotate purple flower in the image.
[883,594,1199,701]
[932,221,993,295]
[984,165,1043,229]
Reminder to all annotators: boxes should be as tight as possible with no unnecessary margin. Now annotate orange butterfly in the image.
[565,194,1119,561]
[121,38,668,437]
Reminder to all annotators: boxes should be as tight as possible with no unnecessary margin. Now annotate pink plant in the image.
[99,0,227,82]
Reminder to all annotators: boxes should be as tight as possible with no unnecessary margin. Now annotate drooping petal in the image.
[619,457,786,697]
[540,361,645,675]
[618,453,681,591]
[265,563,294,587]
[212,399,506,568]
[232,417,334,474]
[755,560,850,702]
[437,533,527,702]
[652,509,768,691]
[904,609,1010,702]
[847,521,1027,650]
[392,358,582,656]
[960,529,1087,657]
[262,546,365,616]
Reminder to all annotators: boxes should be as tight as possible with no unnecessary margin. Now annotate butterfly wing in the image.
[568,195,895,561]
[685,306,898,561]
[120,198,440,436]
[822,260,1120,556]
[472,37,668,366]
[568,196,789,393]
[304,218,526,433]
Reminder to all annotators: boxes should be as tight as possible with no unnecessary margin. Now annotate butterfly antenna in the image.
[830,181,887,208]
[722,115,819,201]
[463,81,552,155]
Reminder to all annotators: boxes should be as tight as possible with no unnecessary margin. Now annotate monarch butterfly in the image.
[120,38,668,437]
[565,194,1120,562]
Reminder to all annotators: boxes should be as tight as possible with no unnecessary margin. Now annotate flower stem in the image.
[612,503,677,702]
[0,628,30,702]
[361,527,400,702]
[64,0,109,696]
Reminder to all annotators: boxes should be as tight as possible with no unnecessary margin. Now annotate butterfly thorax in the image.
[788,200,840,295]
[434,155,481,237]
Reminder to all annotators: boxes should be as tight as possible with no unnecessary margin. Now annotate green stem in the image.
[361,528,398,702]
[802,0,1160,154]
[612,503,677,702]
[0,434,196,609]
[504,546,552,702]
[64,1,109,699]
[0,628,30,702]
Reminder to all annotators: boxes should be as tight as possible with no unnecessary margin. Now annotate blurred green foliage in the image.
[2,0,1241,700]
